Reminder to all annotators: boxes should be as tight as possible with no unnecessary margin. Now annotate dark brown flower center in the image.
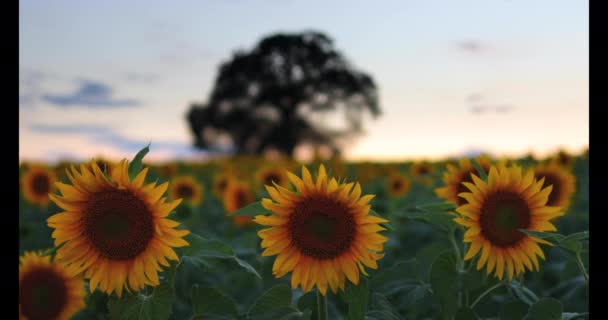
[263,173,281,186]
[20,267,68,320]
[479,192,531,248]
[288,194,356,259]
[391,179,404,192]
[217,179,228,194]
[234,190,252,210]
[539,173,561,206]
[31,173,51,196]
[456,164,490,205]
[83,190,154,260]
[176,184,194,199]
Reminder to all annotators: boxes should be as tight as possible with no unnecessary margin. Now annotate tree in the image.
[187,31,380,157]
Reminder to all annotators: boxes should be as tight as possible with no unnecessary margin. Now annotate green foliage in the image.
[247,284,311,320]
[107,284,174,320]
[128,144,150,180]
[179,233,261,279]
[191,285,239,319]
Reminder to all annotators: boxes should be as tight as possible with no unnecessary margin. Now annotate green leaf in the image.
[232,201,271,217]
[369,259,420,294]
[247,284,310,320]
[191,285,238,319]
[499,301,529,320]
[562,312,589,320]
[295,291,316,314]
[180,233,261,279]
[365,293,401,320]
[107,283,174,320]
[429,251,459,316]
[342,279,370,320]
[397,210,457,233]
[369,209,394,231]
[508,281,540,306]
[128,144,150,180]
[470,158,488,182]
[524,298,562,320]
[415,202,457,212]
[519,230,565,243]
[455,307,479,320]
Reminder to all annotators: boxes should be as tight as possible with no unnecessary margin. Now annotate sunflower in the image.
[254,165,389,295]
[386,173,410,198]
[159,162,178,178]
[255,166,290,189]
[410,161,435,178]
[533,162,576,211]
[21,165,57,206]
[19,251,86,320]
[213,171,235,199]
[454,165,564,281]
[435,155,492,205]
[47,159,189,297]
[551,150,575,168]
[169,176,204,206]
[223,181,255,226]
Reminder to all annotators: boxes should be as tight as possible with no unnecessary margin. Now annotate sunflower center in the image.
[479,192,531,247]
[176,184,194,199]
[539,173,560,206]
[83,189,154,260]
[32,173,50,196]
[391,180,403,191]
[288,195,356,260]
[264,174,281,186]
[235,190,251,210]
[20,267,68,320]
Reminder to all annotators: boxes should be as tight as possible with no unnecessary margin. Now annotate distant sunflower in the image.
[410,161,435,178]
[169,176,204,206]
[455,165,564,281]
[94,158,114,176]
[213,172,235,199]
[534,162,576,210]
[255,166,289,189]
[223,181,255,226]
[435,156,492,205]
[551,150,575,168]
[47,160,189,296]
[159,162,178,178]
[22,165,57,206]
[386,173,410,198]
[19,251,85,320]
[254,165,389,295]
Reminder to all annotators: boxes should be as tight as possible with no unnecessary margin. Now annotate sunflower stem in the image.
[317,290,328,320]
[575,252,589,285]
[470,282,503,309]
[448,231,463,270]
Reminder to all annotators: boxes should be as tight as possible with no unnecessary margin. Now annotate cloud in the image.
[470,104,514,115]
[28,123,230,158]
[41,80,141,108]
[20,68,53,109]
[125,72,161,84]
[466,93,514,115]
[455,40,491,54]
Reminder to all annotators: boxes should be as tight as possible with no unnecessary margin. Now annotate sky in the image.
[19,0,589,163]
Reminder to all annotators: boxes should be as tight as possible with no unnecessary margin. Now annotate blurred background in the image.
[19,0,588,163]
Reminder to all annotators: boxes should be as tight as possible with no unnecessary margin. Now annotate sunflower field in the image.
[18,146,589,320]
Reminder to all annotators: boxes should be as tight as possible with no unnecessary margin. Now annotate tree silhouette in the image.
[187,31,380,156]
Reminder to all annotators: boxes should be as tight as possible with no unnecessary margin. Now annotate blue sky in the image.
[20,0,588,162]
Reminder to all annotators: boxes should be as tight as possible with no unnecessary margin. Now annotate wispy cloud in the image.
[42,80,141,108]
[28,123,226,157]
[467,93,514,115]
[125,72,161,84]
[455,40,492,54]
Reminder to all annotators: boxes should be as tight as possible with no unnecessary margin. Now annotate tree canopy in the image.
[187,31,380,156]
